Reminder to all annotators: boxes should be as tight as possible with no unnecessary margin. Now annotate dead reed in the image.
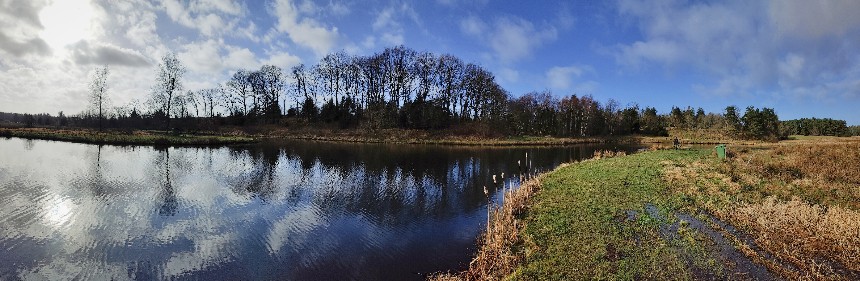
[430,174,543,281]
[592,149,627,159]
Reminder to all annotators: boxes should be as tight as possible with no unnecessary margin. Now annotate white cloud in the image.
[546,65,596,93]
[546,65,585,89]
[223,46,259,70]
[459,16,485,35]
[460,15,557,63]
[497,67,519,84]
[360,36,376,50]
[0,0,53,57]
[115,1,160,48]
[0,0,290,115]
[369,3,420,47]
[777,53,805,88]
[768,0,860,39]
[264,51,301,69]
[380,33,403,46]
[0,59,90,114]
[237,21,260,42]
[175,39,277,90]
[615,0,860,101]
[616,40,683,68]
[327,2,350,17]
[189,0,244,16]
[70,41,150,67]
[0,0,167,115]
[270,0,339,57]
[436,0,489,8]
[178,39,223,74]
[161,0,246,37]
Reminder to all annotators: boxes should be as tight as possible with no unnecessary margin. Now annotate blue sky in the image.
[1,0,859,124]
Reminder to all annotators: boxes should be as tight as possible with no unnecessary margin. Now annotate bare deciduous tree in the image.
[198,87,222,117]
[226,70,253,116]
[151,53,186,129]
[88,65,110,130]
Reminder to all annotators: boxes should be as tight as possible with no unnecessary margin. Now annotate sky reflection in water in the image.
[0,138,635,280]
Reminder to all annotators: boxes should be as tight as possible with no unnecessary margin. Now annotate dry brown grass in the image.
[728,141,860,209]
[752,142,860,185]
[430,173,543,281]
[592,149,627,159]
[661,138,860,279]
[730,197,860,279]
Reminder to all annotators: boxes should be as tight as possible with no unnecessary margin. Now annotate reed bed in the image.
[431,173,544,281]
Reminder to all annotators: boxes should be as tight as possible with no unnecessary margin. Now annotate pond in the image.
[0,137,639,280]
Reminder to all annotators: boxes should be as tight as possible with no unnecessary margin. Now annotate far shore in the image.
[0,126,765,147]
[0,127,256,146]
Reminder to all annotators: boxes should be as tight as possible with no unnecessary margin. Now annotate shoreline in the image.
[430,150,629,281]
[0,126,754,147]
[436,137,860,280]
[0,127,256,146]
[269,134,639,146]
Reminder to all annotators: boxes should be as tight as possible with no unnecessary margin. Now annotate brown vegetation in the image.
[662,137,860,279]
[431,174,544,281]
[731,197,860,279]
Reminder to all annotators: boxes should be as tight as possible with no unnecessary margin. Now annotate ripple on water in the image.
[0,138,636,280]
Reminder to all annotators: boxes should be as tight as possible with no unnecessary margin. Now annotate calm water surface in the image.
[0,137,637,280]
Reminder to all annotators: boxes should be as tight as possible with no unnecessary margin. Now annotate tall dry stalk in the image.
[431,176,543,281]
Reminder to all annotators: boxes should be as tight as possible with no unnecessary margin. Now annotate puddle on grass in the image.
[673,213,776,280]
[621,204,778,280]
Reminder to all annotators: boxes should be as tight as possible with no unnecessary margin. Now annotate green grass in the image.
[512,149,724,280]
[0,128,256,146]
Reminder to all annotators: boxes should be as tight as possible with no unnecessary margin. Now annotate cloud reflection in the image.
[0,138,625,280]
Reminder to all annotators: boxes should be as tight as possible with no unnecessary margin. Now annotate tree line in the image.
[3,45,846,141]
[781,118,853,137]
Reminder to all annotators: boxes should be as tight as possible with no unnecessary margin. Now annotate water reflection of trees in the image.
[218,141,614,227]
[154,147,177,216]
[224,144,282,201]
[0,139,639,280]
[66,140,630,224]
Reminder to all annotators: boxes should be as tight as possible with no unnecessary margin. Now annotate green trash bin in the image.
[715,144,726,159]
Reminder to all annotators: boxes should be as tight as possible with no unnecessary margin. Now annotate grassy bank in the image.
[437,136,860,280]
[512,149,733,280]
[0,127,256,146]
